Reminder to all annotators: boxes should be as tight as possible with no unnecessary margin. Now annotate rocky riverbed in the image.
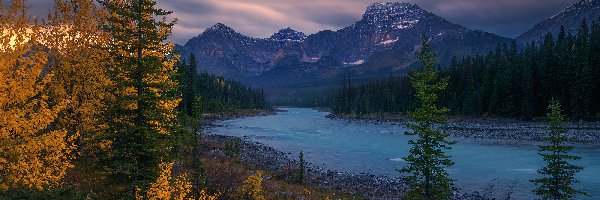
[443,120,600,143]
[202,133,498,200]
[327,114,600,143]
[202,109,573,199]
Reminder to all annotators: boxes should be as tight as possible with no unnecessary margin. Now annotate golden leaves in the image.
[236,170,266,200]
[141,162,221,200]
[143,162,194,200]
[40,1,116,167]
[0,0,98,191]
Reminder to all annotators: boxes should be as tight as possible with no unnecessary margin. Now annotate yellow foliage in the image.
[198,189,220,200]
[141,161,219,200]
[44,0,114,156]
[237,170,266,200]
[144,162,187,199]
[0,0,76,190]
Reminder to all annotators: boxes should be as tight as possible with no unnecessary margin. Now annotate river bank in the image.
[204,108,600,199]
[202,109,497,199]
[326,113,600,143]
[201,133,493,200]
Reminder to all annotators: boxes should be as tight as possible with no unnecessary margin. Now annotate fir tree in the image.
[298,151,305,185]
[531,99,586,199]
[571,19,593,120]
[191,97,206,194]
[398,34,455,200]
[100,0,180,195]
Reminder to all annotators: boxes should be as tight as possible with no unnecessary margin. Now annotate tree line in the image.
[176,54,270,115]
[333,18,600,120]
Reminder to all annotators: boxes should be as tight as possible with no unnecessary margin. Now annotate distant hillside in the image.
[516,0,600,44]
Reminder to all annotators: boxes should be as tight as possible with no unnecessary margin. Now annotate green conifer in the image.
[399,34,455,200]
[531,99,586,199]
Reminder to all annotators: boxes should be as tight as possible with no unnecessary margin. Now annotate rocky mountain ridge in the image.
[177,2,511,92]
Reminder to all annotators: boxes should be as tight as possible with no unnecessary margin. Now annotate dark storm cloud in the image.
[23,0,580,44]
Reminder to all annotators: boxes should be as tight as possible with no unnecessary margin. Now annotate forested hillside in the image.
[333,18,600,120]
[176,54,269,114]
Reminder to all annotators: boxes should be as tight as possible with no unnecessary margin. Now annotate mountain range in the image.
[176,1,599,101]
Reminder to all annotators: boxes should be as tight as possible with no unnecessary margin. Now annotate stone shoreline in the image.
[201,109,560,199]
[201,134,489,200]
[326,113,600,144]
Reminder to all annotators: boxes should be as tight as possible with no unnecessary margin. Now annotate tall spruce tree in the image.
[591,18,600,116]
[571,20,593,120]
[298,151,305,185]
[531,100,586,199]
[399,34,455,200]
[100,0,180,195]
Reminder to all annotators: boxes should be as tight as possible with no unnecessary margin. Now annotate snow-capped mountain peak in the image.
[270,27,306,42]
[203,23,239,35]
[207,23,233,31]
[362,2,427,30]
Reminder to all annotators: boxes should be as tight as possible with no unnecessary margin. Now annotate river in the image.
[211,108,600,199]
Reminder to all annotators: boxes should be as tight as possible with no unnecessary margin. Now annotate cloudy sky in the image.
[27,0,579,44]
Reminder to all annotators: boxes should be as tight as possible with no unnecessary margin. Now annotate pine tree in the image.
[190,96,206,195]
[0,0,76,190]
[176,54,198,116]
[590,18,600,118]
[398,34,455,200]
[570,20,593,120]
[521,42,536,120]
[100,0,180,194]
[297,151,305,185]
[531,99,586,199]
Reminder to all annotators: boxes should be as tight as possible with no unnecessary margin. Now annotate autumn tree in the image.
[531,99,586,199]
[237,170,266,200]
[141,162,191,200]
[99,0,180,195]
[44,0,113,166]
[0,0,76,191]
[398,34,455,200]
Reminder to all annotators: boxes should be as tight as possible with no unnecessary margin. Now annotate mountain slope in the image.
[177,2,512,99]
[516,0,600,44]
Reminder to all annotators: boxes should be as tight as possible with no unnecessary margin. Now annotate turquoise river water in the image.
[211,108,600,199]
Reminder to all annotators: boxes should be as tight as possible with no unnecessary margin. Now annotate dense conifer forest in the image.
[176,54,270,114]
[332,18,600,120]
